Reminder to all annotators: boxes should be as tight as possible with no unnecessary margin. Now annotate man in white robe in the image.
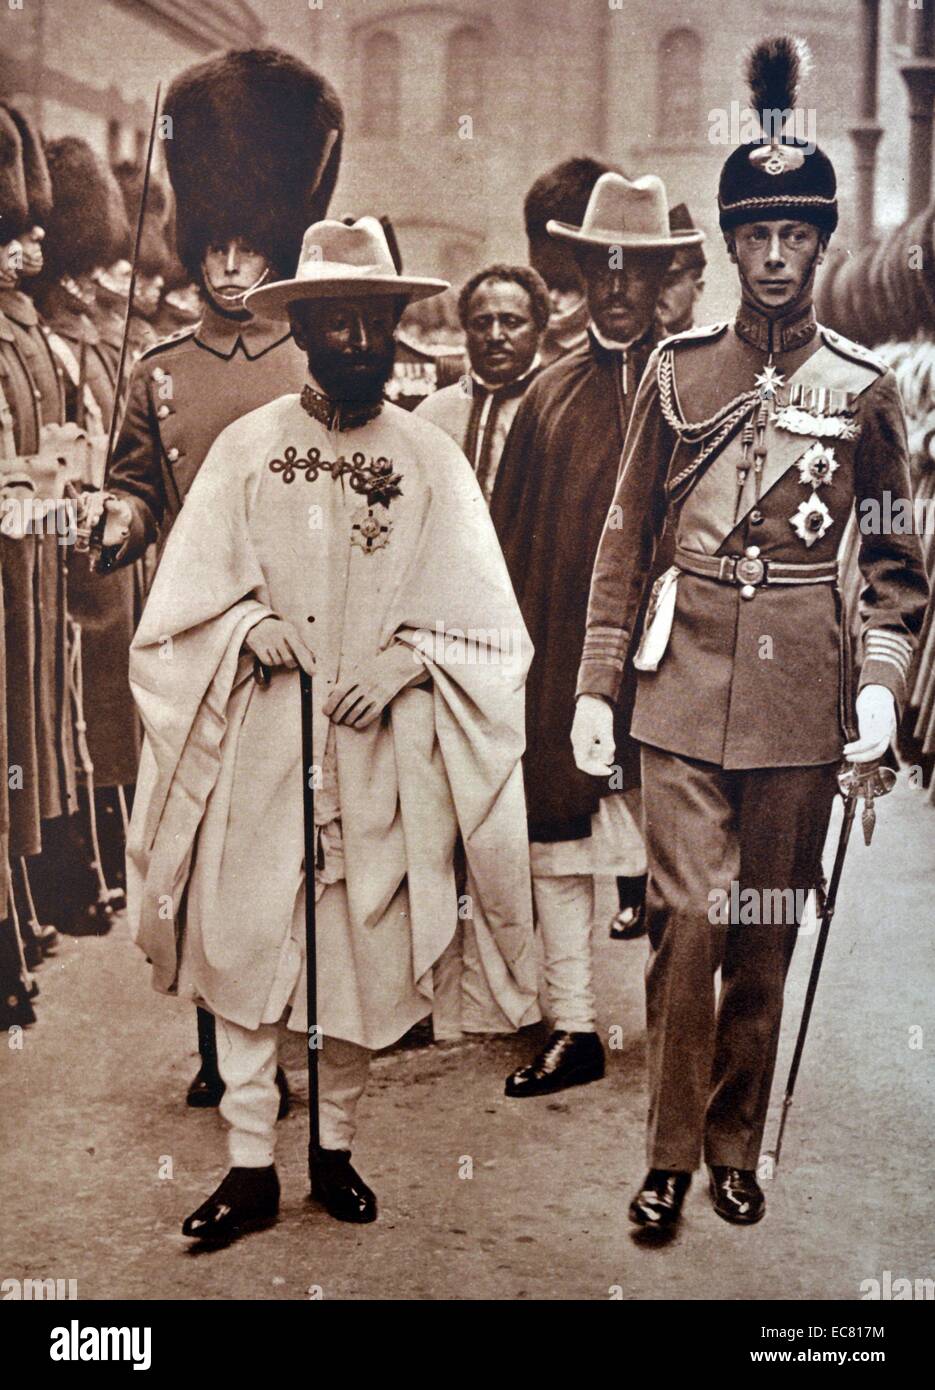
[126,218,539,1242]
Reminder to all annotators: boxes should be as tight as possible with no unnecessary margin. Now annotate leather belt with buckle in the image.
[675,546,838,600]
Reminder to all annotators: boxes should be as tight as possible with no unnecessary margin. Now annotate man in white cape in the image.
[126,218,539,1242]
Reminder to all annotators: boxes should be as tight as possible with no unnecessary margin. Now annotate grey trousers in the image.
[640,745,839,1172]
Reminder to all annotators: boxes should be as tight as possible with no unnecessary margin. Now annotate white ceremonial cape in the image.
[126,392,540,1049]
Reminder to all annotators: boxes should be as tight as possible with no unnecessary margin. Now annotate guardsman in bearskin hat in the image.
[30,138,143,930]
[523,156,626,366]
[92,46,344,1111]
[99,160,171,360]
[0,103,81,955]
[573,37,929,1230]
[0,105,40,1027]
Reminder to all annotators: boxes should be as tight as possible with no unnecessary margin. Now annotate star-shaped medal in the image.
[755,365,786,400]
[796,441,839,488]
[789,493,833,547]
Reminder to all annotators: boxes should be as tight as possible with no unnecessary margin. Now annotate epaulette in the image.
[660,321,730,349]
[139,326,197,361]
[819,326,887,376]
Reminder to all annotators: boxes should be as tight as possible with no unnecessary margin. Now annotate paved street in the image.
[2,779,933,1301]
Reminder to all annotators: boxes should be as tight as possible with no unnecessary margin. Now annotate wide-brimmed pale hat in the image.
[547,172,705,252]
[245,216,449,317]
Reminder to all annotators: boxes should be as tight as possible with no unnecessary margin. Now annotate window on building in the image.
[656,28,702,143]
[444,25,484,134]
[361,30,402,137]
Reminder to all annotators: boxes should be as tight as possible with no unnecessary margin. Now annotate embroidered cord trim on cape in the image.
[269,446,404,507]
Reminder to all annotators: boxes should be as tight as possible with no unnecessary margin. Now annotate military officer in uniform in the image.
[572,36,929,1230]
[92,46,344,1110]
[0,104,79,951]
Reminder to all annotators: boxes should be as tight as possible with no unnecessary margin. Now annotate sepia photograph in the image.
[0,0,932,1351]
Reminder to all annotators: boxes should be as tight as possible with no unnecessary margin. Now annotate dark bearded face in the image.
[290,296,402,402]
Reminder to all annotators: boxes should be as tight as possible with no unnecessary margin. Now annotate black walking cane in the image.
[768,759,897,1169]
[253,657,319,1160]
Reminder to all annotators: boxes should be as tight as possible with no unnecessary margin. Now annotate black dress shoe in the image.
[628,1169,692,1229]
[608,904,647,940]
[708,1166,765,1225]
[504,1029,605,1098]
[185,1065,290,1118]
[182,1166,280,1242]
[309,1147,377,1223]
[186,1064,225,1108]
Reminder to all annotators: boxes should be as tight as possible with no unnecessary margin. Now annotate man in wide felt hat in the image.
[92,46,344,1112]
[574,36,928,1230]
[490,172,702,1100]
[126,215,539,1243]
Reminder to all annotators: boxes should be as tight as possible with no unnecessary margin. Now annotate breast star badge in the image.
[795,441,839,488]
[755,365,786,400]
[789,493,833,547]
[350,505,392,554]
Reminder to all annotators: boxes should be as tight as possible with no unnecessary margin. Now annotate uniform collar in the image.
[195,299,292,359]
[0,287,39,327]
[734,296,817,354]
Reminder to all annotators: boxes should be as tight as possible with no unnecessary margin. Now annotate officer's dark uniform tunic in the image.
[577,297,929,1170]
[100,301,306,570]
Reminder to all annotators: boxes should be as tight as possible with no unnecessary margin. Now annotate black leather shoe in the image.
[309,1147,377,1223]
[504,1029,605,1098]
[628,1169,691,1229]
[185,1065,290,1118]
[182,1166,279,1242]
[708,1166,765,1225]
[608,904,647,940]
[186,1064,225,1108]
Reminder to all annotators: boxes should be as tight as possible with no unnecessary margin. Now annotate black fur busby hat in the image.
[39,137,131,279]
[112,160,170,277]
[718,36,838,236]
[0,108,29,244]
[163,46,344,282]
[0,104,52,226]
[524,155,626,240]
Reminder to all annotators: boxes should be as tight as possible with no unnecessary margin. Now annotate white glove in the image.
[843,684,896,764]
[571,694,616,776]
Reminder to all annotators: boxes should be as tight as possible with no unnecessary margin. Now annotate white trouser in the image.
[215,1015,371,1167]
[531,874,596,1034]
[432,919,516,1040]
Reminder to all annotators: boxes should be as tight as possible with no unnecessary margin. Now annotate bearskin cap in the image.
[38,137,131,279]
[0,104,53,226]
[0,108,29,243]
[112,160,170,277]
[524,156,625,240]
[163,46,344,281]
[718,36,837,235]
